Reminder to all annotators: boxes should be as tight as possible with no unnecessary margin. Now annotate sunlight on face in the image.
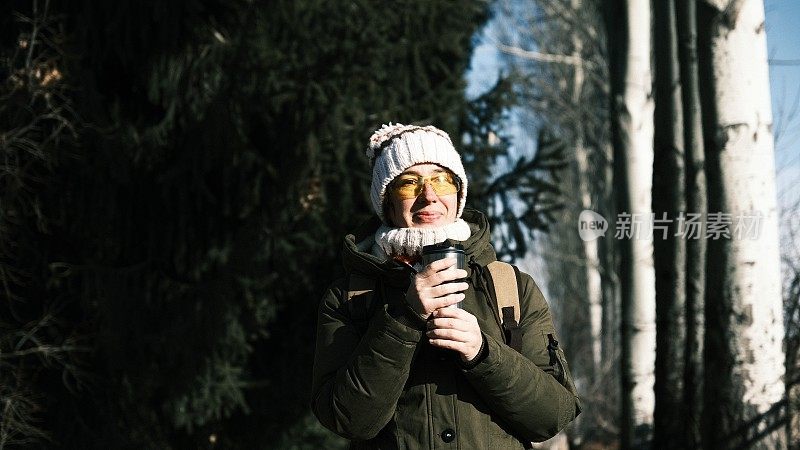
[387,163,459,228]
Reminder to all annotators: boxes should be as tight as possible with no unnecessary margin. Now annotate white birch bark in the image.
[621,0,656,438]
[570,0,603,377]
[708,0,784,424]
[576,144,603,375]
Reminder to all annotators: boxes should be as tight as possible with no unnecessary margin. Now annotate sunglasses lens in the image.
[428,173,458,195]
[392,175,423,199]
[391,173,458,199]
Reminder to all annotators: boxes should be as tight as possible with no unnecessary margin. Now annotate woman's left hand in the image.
[426,307,483,363]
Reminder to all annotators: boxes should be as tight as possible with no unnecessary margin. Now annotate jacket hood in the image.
[342,208,497,286]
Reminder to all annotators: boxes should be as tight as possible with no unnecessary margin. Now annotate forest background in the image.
[1,0,798,449]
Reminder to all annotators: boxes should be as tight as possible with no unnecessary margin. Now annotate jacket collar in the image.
[342,208,497,285]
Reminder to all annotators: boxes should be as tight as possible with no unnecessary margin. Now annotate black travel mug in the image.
[421,242,466,309]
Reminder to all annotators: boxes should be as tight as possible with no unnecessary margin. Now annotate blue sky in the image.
[766,0,800,210]
[466,0,800,211]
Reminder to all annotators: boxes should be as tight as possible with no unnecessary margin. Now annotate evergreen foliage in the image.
[1,1,84,447]
[462,78,566,260]
[0,0,541,448]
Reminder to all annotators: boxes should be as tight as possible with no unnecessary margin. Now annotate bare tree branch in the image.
[494,41,590,67]
[770,59,800,66]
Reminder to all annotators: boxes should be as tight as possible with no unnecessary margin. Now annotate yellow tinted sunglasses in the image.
[389,172,460,199]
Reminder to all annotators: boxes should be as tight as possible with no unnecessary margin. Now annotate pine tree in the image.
[1,0,501,448]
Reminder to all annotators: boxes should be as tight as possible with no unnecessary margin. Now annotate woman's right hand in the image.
[405,258,469,319]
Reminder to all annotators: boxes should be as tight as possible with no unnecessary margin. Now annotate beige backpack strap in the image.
[486,261,523,352]
[486,261,520,324]
[347,272,376,322]
[347,273,374,301]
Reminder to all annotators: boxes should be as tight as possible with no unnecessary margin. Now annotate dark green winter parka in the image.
[312,209,581,449]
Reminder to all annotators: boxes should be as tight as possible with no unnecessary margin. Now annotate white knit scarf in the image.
[374,219,472,257]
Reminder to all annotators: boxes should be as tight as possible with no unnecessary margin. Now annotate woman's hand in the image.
[405,258,468,319]
[426,307,483,362]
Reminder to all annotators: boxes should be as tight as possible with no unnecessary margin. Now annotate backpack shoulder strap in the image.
[486,261,520,322]
[485,261,523,351]
[346,272,376,323]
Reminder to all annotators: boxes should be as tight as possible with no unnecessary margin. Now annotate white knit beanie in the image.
[367,123,468,223]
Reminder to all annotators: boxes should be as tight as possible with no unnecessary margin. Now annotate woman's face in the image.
[386,163,459,228]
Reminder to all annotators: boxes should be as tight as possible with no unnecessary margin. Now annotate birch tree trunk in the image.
[496,0,618,442]
[698,0,786,448]
[600,142,620,381]
[605,0,656,447]
[577,144,604,377]
[676,0,706,447]
[652,0,687,447]
[570,0,603,378]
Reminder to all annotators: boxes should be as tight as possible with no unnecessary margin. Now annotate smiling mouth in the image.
[414,211,441,223]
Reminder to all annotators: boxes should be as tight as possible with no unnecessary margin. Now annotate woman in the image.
[312,123,580,448]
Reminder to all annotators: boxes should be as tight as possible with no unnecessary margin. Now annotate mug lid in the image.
[422,242,464,254]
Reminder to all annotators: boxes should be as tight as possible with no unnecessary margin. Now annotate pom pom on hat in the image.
[367,123,468,223]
